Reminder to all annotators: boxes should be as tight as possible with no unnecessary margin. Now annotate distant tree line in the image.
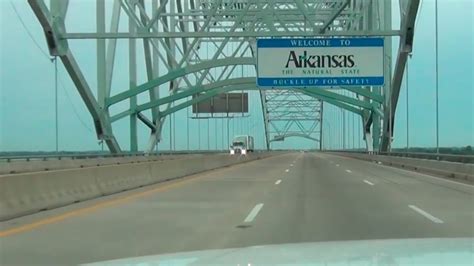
[392,146,473,155]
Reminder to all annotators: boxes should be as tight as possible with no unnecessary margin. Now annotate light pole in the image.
[54,56,58,153]
[207,118,210,151]
[227,116,230,147]
[169,113,173,151]
[435,0,440,157]
[215,118,218,150]
[221,117,224,150]
[406,55,411,153]
[187,97,190,150]
[198,117,201,150]
[173,105,176,151]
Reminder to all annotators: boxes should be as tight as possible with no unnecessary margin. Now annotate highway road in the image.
[1,152,473,265]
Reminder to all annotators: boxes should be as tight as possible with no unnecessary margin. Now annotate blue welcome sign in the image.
[256,38,385,87]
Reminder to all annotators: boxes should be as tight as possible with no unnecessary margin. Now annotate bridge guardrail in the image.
[0,150,275,174]
[0,150,232,162]
[0,149,277,163]
[0,152,280,221]
[325,150,474,164]
[327,150,474,183]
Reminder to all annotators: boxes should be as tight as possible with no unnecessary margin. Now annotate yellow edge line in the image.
[0,154,276,238]
[0,176,196,238]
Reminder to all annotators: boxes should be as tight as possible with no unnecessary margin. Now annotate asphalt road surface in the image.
[1,152,473,265]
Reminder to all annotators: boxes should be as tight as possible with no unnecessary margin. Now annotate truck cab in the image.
[230,135,254,155]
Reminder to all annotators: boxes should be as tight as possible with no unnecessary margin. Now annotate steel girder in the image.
[263,90,322,145]
[380,0,421,151]
[28,0,418,153]
[29,0,122,153]
[259,90,271,150]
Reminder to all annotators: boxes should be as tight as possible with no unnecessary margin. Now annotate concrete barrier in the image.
[0,168,102,221]
[0,154,192,175]
[94,163,154,196]
[0,153,277,221]
[330,152,474,182]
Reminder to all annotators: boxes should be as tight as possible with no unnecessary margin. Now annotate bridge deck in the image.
[1,152,473,265]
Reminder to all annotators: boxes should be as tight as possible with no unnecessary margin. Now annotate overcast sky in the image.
[0,0,473,152]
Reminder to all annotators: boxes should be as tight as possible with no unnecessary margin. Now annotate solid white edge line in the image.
[275,180,282,185]
[408,205,444,224]
[244,203,264,223]
[345,169,352,173]
[363,180,374,186]
[329,153,474,190]
[373,162,474,188]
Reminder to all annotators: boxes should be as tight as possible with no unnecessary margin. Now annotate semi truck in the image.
[230,135,254,155]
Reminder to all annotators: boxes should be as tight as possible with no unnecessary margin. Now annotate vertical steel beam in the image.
[152,0,160,96]
[97,0,106,108]
[138,0,159,122]
[319,0,350,34]
[382,0,392,152]
[29,0,121,153]
[144,0,179,153]
[250,40,270,150]
[259,91,271,150]
[137,0,173,153]
[145,0,162,153]
[50,0,67,152]
[342,109,346,149]
[105,0,121,98]
[320,101,323,151]
[50,0,68,17]
[129,3,138,152]
[381,0,420,151]
[360,0,373,152]
[170,0,177,151]
[372,88,381,152]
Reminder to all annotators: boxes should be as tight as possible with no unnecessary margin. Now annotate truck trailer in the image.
[230,135,254,155]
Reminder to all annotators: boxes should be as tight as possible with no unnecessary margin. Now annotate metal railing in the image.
[326,150,474,164]
[0,150,229,163]
[380,151,474,164]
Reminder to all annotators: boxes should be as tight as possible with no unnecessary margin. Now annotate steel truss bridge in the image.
[28,0,420,153]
